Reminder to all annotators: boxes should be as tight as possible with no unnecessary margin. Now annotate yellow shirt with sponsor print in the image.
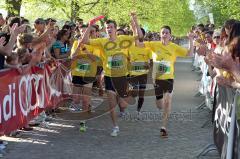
[91,45,103,67]
[89,35,135,77]
[144,41,188,80]
[128,46,152,76]
[71,41,98,77]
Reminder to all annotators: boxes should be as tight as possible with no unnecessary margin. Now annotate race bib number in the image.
[107,55,124,69]
[157,61,171,74]
[76,60,91,72]
[131,62,148,72]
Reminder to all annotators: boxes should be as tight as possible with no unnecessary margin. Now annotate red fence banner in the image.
[0,64,64,135]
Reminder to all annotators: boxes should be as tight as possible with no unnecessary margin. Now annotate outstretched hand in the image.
[216,75,240,88]
[10,23,26,36]
[0,37,6,47]
[130,12,138,22]
[196,43,208,56]
[30,42,46,66]
[206,52,239,71]
[187,32,194,40]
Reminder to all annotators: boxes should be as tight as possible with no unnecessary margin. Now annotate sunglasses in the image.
[36,21,45,25]
[213,36,220,39]
[90,30,96,33]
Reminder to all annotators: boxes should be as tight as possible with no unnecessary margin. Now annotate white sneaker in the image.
[0,141,8,146]
[110,126,119,137]
[0,145,5,150]
[137,111,142,120]
[40,121,49,128]
[119,112,126,117]
[68,103,82,112]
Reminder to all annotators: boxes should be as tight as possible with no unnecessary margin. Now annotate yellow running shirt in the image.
[91,44,103,67]
[128,46,152,76]
[145,41,188,80]
[71,41,98,77]
[89,35,134,77]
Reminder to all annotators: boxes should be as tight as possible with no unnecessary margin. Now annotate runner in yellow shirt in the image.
[128,44,152,112]
[145,25,194,138]
[81,13,143,137]
[71,25,99,131]
[128,25,152,114]
[90,25,104,96]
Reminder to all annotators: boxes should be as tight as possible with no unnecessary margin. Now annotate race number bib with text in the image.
[76,60,91,73]
[157,61,171,74]
[107,55,124,69]
[131,62,148,72]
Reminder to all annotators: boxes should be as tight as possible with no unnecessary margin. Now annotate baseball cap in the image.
[213,29,221,38]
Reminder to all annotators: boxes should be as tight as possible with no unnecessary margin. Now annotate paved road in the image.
[2,58,220,159]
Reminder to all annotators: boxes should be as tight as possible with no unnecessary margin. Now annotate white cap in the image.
[213,29,221,37]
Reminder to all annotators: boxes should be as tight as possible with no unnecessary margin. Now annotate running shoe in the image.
[137,111,142,120]
[119,111,126,117]
[0,145,5,150]
[87,105,93,113]
[160,128,168,138]
[79,121,87,132]
[40,121,50,128]
[21,127,33,131]
[0,141,8,146]
[9,130,22,138]
[68,103,82,112]
[110,126,119,137]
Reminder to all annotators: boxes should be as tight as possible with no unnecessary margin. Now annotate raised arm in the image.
[1,24,26,56]
[130,18,140,46]
[230,58,240,83]
[32,24,53,44]
[82,16,105,45]
[130,12,143,40]
[80,25,92,45]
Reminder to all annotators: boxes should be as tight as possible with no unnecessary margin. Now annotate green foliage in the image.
[2,0,197,36]
[195,0,240,26]
[89,0,196,36]
[3,0,22,16]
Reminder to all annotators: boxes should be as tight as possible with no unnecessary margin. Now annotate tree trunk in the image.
[70,0,79,22]
[5,0,22,16]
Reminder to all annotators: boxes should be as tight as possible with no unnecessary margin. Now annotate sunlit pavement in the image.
[2,58,219,159]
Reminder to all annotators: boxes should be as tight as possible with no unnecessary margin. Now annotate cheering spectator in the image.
[75,18,83,28]
[33,18,45,36]
[204,31,215,49]
[51,29,71,59]
[16,47,31,65]
[5,53,20,67]
[206,21,240,88]
[17,33,34,53]
[224,19,237,37]
[0,13,5,29]
[0,24,26,69]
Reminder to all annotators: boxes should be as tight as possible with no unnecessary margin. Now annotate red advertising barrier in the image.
[0,64,64,135]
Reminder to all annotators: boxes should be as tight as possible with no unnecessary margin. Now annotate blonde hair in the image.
[6,53,18,64]
[17,33,33,47]
[16,47,29,64]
